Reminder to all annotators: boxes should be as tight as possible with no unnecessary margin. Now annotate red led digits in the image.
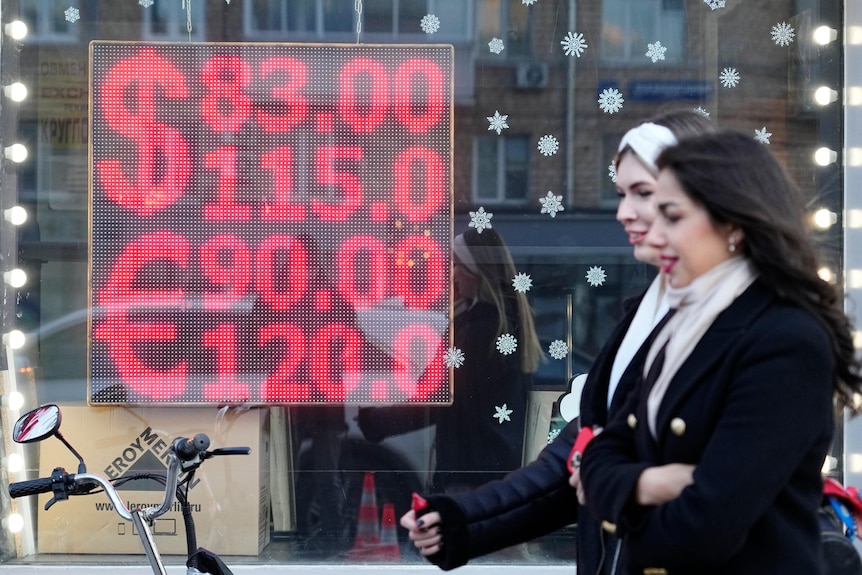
[311,324,363,401]
[93,231,189,400]
[336,236,388,310]
[393,236,445,309]
[257,57,308,132]
[200,54,253,133]
[392,59,445,133]
[393,147,446,221]
[200,234,251,310]
[256,235,308,311]
[312,146,364,222]
[91,43,453,405]
[338,58,388,133]
[203,147,252,221]
[259,324,310,401]
[261,147,305,221]
[96,48,190,216]
[202,324,250,401]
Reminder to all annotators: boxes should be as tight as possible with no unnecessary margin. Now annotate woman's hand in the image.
[400,509,443,556]
[569,468,587,505]
[636,463,696,506]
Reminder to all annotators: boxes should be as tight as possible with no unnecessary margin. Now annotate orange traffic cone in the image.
[348,472,380,557]
[377,502,401,561]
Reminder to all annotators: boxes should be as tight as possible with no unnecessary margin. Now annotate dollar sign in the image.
[95,48,190,216]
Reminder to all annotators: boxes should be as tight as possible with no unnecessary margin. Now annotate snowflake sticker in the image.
[586,266,607,287]
[488,38,505,54]
[539,191,564,218]
[771,22,795,46]
[139,0,154,6]
[537,135,559,157]
[608,162,617,183]
[719,67,740,88]
[754,127,772,144]
[703,0,726,10]
[512,273,533,293]
[493,404,514,424]
[693,106,711,118]
[468,207,494,233]
[561,32,588,57]
[444,347,465,369]
[496,333,518,355]
[65,7,80,22]
[487,111,509,135]
[548,428,562,443]
[548,340,568,360]
[420,14,440,34]
[645,41,667,63]
[598,87,625,114]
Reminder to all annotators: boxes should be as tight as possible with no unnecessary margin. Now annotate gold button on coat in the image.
[670,417,686,436]
[627,413,637,429]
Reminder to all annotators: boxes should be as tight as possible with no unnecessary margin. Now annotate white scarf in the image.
[646,257,758,437]
[607,275,670,409]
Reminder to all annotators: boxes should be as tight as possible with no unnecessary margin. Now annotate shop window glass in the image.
[0,0,849,569]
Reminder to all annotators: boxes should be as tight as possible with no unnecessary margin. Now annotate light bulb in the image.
[3,269,26,288]
[812,208,838,229]
[3,82,27,102]
[4,144,28,163]
[814,147,838,166]
[4,21,27,40]
[813,25,838,45]
[813,86,838,106]
[2,514,24,533]
[4,206,27,226]
[5,391,24,411]
[3,453,24,473]
[3,330,25,350]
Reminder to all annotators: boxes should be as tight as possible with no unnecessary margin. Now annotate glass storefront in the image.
[0,0,854,570]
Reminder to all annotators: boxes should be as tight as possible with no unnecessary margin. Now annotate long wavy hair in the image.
[657,130,862,412]
[459,227,543,373]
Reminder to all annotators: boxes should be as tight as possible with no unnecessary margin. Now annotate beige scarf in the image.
[645,256,758,437]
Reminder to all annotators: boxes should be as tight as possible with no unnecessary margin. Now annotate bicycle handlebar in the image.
[9,476,55,499]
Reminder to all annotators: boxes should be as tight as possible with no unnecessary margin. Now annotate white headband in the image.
[617,122,678,173]
[452,233,481,276]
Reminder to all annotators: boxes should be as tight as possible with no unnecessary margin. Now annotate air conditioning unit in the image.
[515,62,549,90]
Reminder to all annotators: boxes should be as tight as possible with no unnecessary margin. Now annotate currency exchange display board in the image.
[88,42,453,405]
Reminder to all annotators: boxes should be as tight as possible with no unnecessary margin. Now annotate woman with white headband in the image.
[398,110,713,575]
[358,225,543,493]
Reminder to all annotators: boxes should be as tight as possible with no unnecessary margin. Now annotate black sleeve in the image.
[420,420,579,570]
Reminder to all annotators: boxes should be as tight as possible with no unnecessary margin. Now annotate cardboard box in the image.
[36,406,270,556]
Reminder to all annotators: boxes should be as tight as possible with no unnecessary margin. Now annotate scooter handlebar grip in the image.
[9,477,55,498]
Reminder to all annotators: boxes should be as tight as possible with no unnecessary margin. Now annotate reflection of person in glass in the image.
[398,110,713,573]
[581,131,862,574]
[358,226,543,494]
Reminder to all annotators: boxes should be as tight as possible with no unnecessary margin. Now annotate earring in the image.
[728,236,737,253]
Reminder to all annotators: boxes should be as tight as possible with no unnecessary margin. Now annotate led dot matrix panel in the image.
[89,42,453,405]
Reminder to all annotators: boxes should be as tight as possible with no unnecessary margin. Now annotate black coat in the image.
[357,299,531,492]
[581,281,834,575]
[422,292,652,572]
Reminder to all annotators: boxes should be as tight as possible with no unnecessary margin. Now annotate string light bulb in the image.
[812,208,838,229]
[3,144,28,163]
[814,147,838,166]
[2,330,25,350]
[4,391,24,411]
[818,266,836,283]
[2,514,24,534]
[4,206,27,226]
[4,21,27,40]
[813,25,838,45]
[813,86,838,106]
[3,82,27,102]
[3,269,26,288]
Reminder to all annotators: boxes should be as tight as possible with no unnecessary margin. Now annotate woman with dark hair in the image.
[580,130,862,575]
[398,110,714,574]
[358,225,543,493]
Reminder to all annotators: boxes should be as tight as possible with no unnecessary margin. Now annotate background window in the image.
[474,135,530,204]
[477,0,531,57]
[246,0,353,38]
[601,0,685,63]
[143,0,205,41]
[19,0,78,43]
